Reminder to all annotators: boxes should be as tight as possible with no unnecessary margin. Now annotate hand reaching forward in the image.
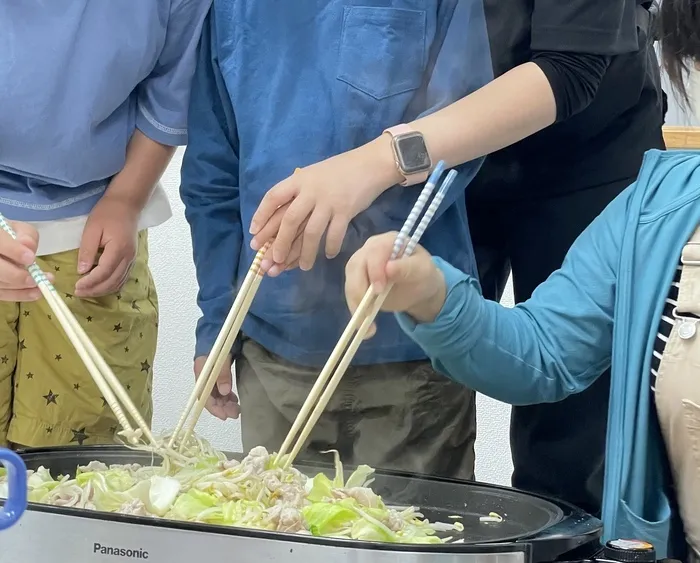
[344,232,448,338]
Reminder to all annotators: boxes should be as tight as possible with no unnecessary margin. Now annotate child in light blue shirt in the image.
[0,0,210,448]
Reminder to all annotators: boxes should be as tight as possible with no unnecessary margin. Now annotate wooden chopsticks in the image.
[0,215,156,447]
[276,163,457,467]
[168,242,271,451]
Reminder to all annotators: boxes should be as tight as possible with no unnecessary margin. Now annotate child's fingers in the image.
[325,213,350,259]
[365,236,395,293]
[0,229,36,267]
[250,175,298,236]
[299,205,332,271]
[11,221,39,256]
[385,255,420,285]
[250,203,290,251]
[272,195,314,264]
[77,221,102,275]
[344,255,370,316]
[0,259,38,289]
[75,252,129,297]
[268,237,303,277]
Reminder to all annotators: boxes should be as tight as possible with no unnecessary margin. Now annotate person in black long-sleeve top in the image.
[466,0,664,515]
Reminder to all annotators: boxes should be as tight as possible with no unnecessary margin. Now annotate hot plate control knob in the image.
[603,539,656,562]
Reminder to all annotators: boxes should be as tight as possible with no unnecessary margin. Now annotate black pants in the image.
[467,178,638,516]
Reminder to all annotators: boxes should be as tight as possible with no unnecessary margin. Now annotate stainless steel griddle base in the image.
[0,445,602,563]
[0,510,528,563]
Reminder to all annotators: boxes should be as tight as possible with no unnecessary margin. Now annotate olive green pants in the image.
[237,338,476,481]
[0,232,158,448]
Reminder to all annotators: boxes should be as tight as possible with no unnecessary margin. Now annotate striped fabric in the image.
[651,264,699,390]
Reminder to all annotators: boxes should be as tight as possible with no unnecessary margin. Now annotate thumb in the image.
[77,219,102,275]
[11,221,39,259]
[216,357,233,395]
[385,255,418,286]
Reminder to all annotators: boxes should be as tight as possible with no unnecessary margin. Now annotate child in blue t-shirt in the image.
[0,0,210,448]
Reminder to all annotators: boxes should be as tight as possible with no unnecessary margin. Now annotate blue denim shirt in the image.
[0,0,210,221]
[181,0,493,366]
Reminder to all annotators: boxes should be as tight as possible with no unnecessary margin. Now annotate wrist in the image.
[101,182,149,213]
[363,134,405,195]
[406,268,447,324]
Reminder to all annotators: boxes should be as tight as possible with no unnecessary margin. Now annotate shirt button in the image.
[678,320,697,340]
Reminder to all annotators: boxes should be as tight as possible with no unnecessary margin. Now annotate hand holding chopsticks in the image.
[276,162,458,467]
[0,214,156,447]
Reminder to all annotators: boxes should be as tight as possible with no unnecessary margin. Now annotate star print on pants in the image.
[140,360,151,373]
[43,390,58,405]
[70,428,89,445]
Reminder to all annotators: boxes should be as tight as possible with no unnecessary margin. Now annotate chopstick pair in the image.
[0,214,156,447]
[275,162,457,467]
[168,242,271,451]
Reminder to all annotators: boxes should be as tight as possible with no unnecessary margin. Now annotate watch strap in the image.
[383,124,431,186]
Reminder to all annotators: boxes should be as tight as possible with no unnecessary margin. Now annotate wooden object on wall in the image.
[663,126,700,149]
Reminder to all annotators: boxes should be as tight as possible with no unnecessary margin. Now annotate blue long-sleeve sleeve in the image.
[397,181,632,404]
[180,12,242,359]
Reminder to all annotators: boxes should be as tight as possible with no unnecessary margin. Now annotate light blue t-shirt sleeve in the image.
[180,11,243,359]
[397,185,632,405]
[136,0,212,146]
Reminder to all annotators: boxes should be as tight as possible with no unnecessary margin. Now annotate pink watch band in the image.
[383,125,431,186]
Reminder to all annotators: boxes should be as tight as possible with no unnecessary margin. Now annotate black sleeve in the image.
[532,51,611,122]
[531,0,639,55]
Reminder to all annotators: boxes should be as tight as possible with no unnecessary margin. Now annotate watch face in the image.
[396,133,431,174]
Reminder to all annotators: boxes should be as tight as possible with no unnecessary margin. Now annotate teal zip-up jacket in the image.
[396,149,700,558]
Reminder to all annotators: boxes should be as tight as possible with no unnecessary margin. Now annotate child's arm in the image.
[251,0,630,271]
[345,177,632,405]
[101,130,174,211]
[75,0,211,298]
[398,185,629,405]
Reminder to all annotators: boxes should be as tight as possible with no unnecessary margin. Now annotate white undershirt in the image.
[29,183,172,257]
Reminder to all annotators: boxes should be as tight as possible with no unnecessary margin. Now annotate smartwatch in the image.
[383,124,432,186]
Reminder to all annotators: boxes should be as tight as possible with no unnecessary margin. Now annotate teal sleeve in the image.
[396,184,632,405]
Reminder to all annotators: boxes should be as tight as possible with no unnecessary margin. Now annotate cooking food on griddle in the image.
[0,438,464,544]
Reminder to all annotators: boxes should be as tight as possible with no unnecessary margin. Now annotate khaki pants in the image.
[656,226,700,558]
[236,338,476,481]
[0,232,158,447]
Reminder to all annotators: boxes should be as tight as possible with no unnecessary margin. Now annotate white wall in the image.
[661,51,700,125]
[148,149,515,485]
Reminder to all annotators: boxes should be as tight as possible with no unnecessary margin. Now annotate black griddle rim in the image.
[10,445,600,557]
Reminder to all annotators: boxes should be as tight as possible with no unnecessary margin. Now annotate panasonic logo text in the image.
[93,542,150,559]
